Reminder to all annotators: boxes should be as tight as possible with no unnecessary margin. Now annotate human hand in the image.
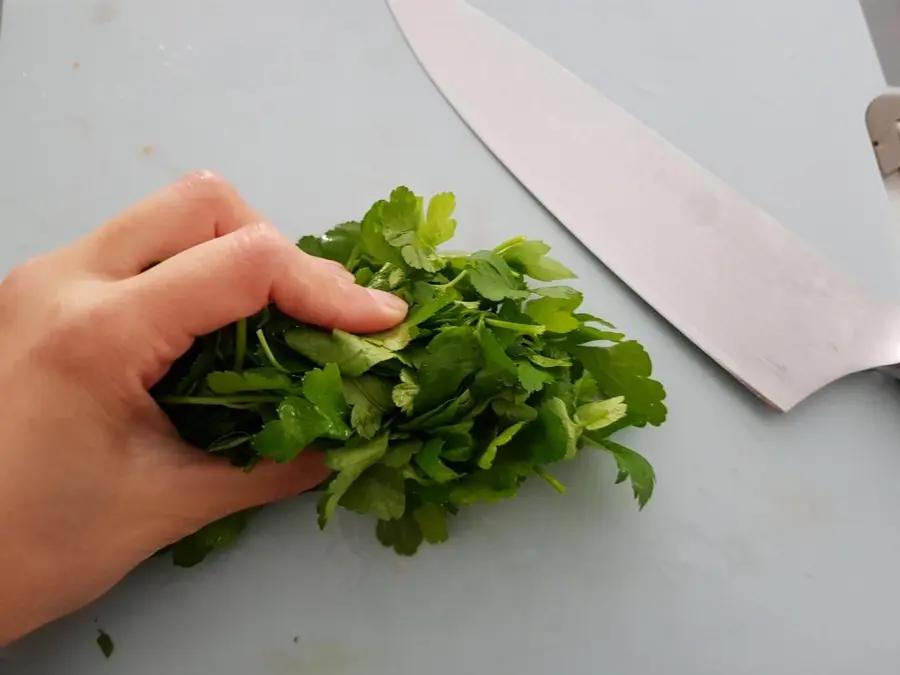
[0,172,408,645]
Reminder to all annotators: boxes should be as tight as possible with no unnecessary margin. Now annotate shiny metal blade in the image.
[860,0,900,86]
[387,0,900,411]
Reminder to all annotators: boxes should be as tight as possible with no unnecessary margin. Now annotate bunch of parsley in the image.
[153,186,667,564]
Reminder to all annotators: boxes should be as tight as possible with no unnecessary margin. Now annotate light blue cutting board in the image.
[3,1,900,674]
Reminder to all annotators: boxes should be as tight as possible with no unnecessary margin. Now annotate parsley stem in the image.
[256,329,289,372]
[345,245,361,272]
[535,467,567,494]
[159,395,283,406]
[233,318,248,372]
[441,270,467,289]
[485,318,545,335]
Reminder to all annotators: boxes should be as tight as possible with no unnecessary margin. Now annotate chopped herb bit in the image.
[96,629,114,658]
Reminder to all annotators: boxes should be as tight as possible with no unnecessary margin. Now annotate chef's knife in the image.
[386,0,900,412]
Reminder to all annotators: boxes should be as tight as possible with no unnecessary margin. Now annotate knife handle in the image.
[878,365,900,381]
[866,88,900,177]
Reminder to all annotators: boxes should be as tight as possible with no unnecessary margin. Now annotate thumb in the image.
[124,223,409,350]
[167,445,333,524]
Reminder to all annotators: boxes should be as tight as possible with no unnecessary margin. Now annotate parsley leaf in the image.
[285,327,398,377]
[343,375,393,439]
[340,464,406,520]
[298,221,361,266]
[575,396,628,431]
[584,436,656,508]
[376,512,424,556]
[414,326,482,412]
[364,186,450,272]
[414,503,450,544]
[572,342,667,426]
[466,251,530,301]
[302,363,350,437]
[421,192,457,248]
[478,421,526,469]
[253,396,336,462]
[516,361,553,393]
[365,290,456,351]
[391,368,420,415]
[525,286,583,333]
[153,186,668,561]
[414,438,460,483]
[530,397,579,464]
[169,509,259,567]
[318,433,390,528]
[477,323,518,386]
[499,239,576,281]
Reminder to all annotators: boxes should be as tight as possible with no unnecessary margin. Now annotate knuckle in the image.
[175,171,249,236]
[177,170,239,208]
[181,171,235,200]
[227,223,293,305]
[50,297,107,338]
[177,169,229,191]
[233,221,287,265]
[0,256,44,302]
[36,285,121,359]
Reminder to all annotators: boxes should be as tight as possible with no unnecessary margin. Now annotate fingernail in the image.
[367,288,408,318]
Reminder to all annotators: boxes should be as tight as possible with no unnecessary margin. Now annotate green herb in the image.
[96,629,114,658]
[166,509,259,568]
[152,186,667,561]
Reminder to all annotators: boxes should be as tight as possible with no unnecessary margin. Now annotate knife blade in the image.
[860,0,900,86]
[386,0,900,412]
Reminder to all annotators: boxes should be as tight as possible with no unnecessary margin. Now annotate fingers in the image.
[72,172,266,278]
[174,449,333,522]
[121,221,408,354]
